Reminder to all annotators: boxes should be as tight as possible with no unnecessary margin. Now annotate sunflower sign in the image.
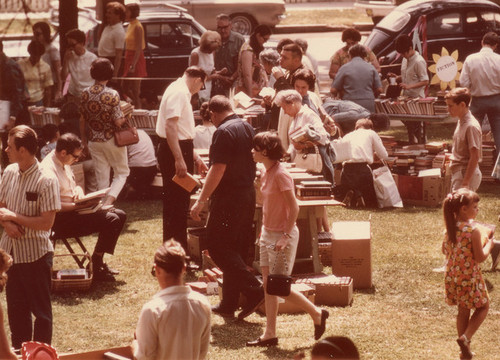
[428,48,463,91]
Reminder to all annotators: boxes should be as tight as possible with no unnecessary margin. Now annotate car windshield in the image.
[377,10,411,32]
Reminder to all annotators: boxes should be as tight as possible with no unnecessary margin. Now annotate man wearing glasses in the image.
[41,133,126,282]
[60,29,97,101]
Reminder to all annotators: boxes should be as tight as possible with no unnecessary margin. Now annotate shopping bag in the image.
[372,165,403,208]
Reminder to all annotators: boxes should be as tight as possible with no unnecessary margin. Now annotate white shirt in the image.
[189,47,214,101]
[98,23,125,57]
[156,77,195,140]
[342,128,388,164]
[287,104,328,155]
[193,123,216,149]
[127,129,157,168]
[66,50,97,97]
[460,46,500,97]
[133,285,211,360]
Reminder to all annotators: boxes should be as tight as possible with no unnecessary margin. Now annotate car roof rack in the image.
[139,2,188,16]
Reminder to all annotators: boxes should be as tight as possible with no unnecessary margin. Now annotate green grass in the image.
[281,8,372,26]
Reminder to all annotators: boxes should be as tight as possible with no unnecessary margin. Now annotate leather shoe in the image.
[246,337,278,347]
[314,309,329,340]
[211,304,234,319]
[238,288,264,320]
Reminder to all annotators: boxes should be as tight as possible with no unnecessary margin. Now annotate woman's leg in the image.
[261,267,279,340]
[456,306,470,338]
[285,288,322,325]
[463,302,489,340]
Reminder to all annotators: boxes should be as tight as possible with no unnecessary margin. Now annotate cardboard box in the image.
[297,275,353,307]
[331,221,372,289]
[187,227,208,263]
[257,283,316,314]
[394,172,451,207]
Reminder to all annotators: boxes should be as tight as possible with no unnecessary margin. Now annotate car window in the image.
[377,10,410,32]
[427,12,463,36]
[478,11,500,32]
[144,22,201,50]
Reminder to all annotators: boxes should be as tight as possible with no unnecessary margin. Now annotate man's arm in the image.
[190,163,226,220]
[461,147,480,189]
[132,308,158,360]
[459,60,470,88]
[165,117,187,178]
[0,209,56,232]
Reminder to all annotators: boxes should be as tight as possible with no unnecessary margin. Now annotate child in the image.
[246,131,328,347]
[193,102,216,149]
[442,188,494,359]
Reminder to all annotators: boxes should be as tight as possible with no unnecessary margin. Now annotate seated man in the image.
[133,240,211,360]
[41,133,126,281]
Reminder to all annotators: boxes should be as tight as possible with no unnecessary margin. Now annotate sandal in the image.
[457,335,473,360]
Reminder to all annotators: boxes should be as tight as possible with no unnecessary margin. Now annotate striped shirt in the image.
[0,161,61,264]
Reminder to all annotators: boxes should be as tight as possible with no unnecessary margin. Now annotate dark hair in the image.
[0,250,12,293]
[348,44,367,59]
[209,95,233,113]
[443,189,480,244]
[27,40,46,58]
[249,24,272,57]
[90,57,114,81]
[292,68,316,90]
[199,101,210,122]
[33,21,52,43]
[66,28,86,45]
[369,113,390,132]
[395,34,412,54]
[59,101,80,122]
[9,125,38,155]
[253,131,284,161]
[282,43,303,60]
[311,336,360,359]
[445,87,471,106]
[154,240,186,277]
[276,38,294,53]
[185,65,208,82]
[126,3,140,19]
[342,28,361,43]
[355,118,373,130]
[56,133,82,153]
[41,123,59,142]
[482,31,498,47]
[106,1,126,22]
[295,38,308,53]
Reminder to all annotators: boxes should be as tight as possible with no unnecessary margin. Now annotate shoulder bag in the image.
[114,121,139,147]
[294,145,323,173]
[266,249,292,297]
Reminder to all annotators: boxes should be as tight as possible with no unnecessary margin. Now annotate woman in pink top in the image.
[247,131,328,347]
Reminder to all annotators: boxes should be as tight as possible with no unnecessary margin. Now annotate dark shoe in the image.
[93,265,116,282]
[101,262,120,275]
[342,190,354,207]
[314,309,329,340]
[491,240,500,270]
[211,304,235,319]
[246,337,278,347]
[355,196,366,208]
[457,335,473,360]
[238,288,265,320]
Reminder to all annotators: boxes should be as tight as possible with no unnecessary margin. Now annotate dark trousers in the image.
[341,162,378,208]
[206,187,261,311]
[7,252,53,349]
[51,209,126,255]
[128,165,158,199]
[157,138,194,248]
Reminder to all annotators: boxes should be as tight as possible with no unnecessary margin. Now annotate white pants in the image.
[88,138,130,198]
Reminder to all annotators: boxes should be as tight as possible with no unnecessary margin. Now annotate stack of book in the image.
[130,109,158,129]
[480,144,496,183]
[414,155,435,172]
[425,141,448,154]
[120,101,134,119]
[28,106,61,127]
[375,97,440,116]
[380,135,399,156]
[295,180,332,200]
[432,153,451,169]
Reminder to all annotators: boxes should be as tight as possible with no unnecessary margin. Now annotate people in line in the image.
[32,22,62,105]
[212,13,245,97]
[18,40,53,107]
[331,44,382,114]
[193,101,216,149]
[247,131,328,347]
[189,30,222,105]
[41,133,126,282]
[79,58,129,207]
[442,189,493,360]
[0,250,16,360]
[190,95,264,320]
[0,125,61,350]
[156,66,208,248]
[122,3,147,108]
[459,31,500,154]
[133,240,211,360]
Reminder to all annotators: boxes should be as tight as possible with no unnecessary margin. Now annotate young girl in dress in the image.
[442,188,494,359]
[246,131,328,347]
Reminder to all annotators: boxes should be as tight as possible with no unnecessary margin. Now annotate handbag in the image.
[114,121,139,147]
[22,341,59,360]
[294,145,323,173]
[266,250,292,297]
[371,164,403,208]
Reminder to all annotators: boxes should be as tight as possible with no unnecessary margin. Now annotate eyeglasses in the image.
[217,24,230,31]
[69,152,81,160]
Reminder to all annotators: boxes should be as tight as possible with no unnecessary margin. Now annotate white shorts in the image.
[259,226,299,275]
[451,166,482,192]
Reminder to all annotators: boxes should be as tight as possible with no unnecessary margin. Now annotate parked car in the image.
[364,0,500,77]
[354,0,407,24]
[140,0,286,35]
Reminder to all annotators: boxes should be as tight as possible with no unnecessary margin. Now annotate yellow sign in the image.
[428,47,462,91]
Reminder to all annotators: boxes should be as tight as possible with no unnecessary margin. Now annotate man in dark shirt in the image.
[190,95,263,320]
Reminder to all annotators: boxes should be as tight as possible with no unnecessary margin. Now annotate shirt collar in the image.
[153,285,191,298]
[19,160,39,177]
[480,46,494,54]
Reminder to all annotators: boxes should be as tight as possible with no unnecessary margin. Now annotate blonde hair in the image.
[200,30,221,53]
[0,250,12,292]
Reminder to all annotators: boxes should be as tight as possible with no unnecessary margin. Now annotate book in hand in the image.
[173,173,202,192]
[74,187,109,204]
[76,201,103,215]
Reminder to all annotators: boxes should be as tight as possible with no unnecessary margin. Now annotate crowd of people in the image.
[0,1,499,358]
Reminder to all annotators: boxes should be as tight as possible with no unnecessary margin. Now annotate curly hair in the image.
[0,250,13,293]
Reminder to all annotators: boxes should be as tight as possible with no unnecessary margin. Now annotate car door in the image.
[425,10,467,61]
[464,9,500,54]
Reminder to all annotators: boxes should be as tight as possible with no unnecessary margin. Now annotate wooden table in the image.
[386,114,449,144]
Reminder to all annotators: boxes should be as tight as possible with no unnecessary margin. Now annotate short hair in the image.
[59,101,80,122]
[445,87,471,106]
[154,240,186,277]
[355,118,373,130]
[209,95,233,113]
[41,123,59,142]
[259,49,280,67]
[274,89,302,106]
[348,44,367,59]
[33,21,52,43]
[199,101,210,122]
[292,68,316,90]
[125,3,140,19]
[482,31,499,47]
[27,40,46,57]
[9,125,38,155]
[295,38,308,53]
[185,66,207,82]
[311,336,360,359]
[395,34,412,54]
[0,250,12,293]
[106,1,126,22]
[216,13,231,22]
[56,133,83,153]
[276,38,294,53]
[200,30,221,53]
[282,43,303,60]
[342,28,361,43]
[66,28,86,45]
[90,58,114,81]
[253,131,284,161]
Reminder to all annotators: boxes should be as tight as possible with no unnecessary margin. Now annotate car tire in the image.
[230,13,256,35]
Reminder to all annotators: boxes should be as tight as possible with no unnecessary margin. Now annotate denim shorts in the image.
[259,226,299,275]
